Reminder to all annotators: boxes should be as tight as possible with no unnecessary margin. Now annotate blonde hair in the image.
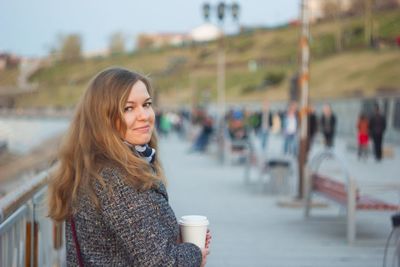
[48,67,164,222]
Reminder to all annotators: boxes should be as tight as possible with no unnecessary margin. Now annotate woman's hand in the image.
[201,229,212,267]
[205,229,211,249]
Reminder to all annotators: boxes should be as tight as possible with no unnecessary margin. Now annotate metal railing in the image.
[0,169,65,267]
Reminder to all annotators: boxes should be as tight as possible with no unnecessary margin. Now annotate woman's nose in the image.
[137,107,149,120]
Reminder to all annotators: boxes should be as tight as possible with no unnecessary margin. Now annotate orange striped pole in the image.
[297,0,310,199]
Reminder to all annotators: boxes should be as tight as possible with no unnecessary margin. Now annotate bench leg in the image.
[347,179,357,244]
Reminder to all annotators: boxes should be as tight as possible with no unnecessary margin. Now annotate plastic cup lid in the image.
[179,215,209,226]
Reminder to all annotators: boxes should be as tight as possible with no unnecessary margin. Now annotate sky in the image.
[0,0,301,58]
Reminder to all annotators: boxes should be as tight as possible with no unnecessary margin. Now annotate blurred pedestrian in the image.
[228,108,248,141]
[48,67,211,266]
[320,104,336,148]
[159,111,172,137]
[357,112,369,160]
[307,105,318,153]
[190,114,214,152]
[369,104,386,161]
[260,100,272,152]
[282,102,298,156]
[271,111,282,134]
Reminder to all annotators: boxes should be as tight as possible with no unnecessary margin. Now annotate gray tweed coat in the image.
[65,166,202,266]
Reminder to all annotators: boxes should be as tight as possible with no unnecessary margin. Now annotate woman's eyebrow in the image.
[125,97,152,105]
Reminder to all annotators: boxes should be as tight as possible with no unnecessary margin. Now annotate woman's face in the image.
[122,80,155,145]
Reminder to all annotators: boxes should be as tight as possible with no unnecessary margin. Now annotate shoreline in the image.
[0,133,63,196]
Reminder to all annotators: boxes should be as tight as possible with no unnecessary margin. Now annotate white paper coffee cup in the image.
[178,215,209,249]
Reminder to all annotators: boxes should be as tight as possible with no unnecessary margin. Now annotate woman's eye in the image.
[144,102,152,108]
[124,106,133,112]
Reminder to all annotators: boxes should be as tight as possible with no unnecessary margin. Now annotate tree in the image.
[136,34,154,50]
[322,0,341,20]
[349,0,367,15]
[377,0,399,9]
[109,32,126,56]
[60,34,82,62]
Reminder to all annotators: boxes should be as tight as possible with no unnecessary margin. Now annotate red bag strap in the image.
[70,216,84,267]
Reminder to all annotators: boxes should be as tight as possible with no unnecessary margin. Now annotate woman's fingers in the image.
[206,231,212,240]
[205,229,212,249]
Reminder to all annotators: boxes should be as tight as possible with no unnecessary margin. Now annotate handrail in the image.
[0,166,65,267]
[0,169,49,223]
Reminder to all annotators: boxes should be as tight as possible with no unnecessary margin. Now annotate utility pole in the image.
[297,0,310,199]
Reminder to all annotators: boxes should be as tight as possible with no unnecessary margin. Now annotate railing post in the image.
[25,201,38,267]
[53,222,63,250]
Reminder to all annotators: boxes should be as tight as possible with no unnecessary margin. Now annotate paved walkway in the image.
[160,133,399,267]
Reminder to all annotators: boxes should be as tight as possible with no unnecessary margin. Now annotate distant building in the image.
[83,49,110,59]
[188,23,222,42]
[136,23,223,50]
[308,0,352,22]
[308,0,400,22]
[136,33,190,50]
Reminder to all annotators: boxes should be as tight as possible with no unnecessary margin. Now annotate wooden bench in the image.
[304,151,400,244]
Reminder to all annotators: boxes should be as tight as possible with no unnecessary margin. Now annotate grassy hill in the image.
[10,8,400,108]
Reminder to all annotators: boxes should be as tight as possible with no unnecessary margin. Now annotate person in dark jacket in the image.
[48,67,211,266]
[320,104,336,148]
[191,114,214,152]
[369,104,386,161]
[307,105,318,153]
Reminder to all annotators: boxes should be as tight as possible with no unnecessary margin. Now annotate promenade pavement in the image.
[160,133,399,267]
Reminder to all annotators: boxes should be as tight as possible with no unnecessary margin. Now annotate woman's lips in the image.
[133,125,150,133]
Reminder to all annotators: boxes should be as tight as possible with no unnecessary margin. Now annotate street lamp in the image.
[201,2,240,163]
[231,3,240,21]
[202,3,211,21]
[217,2,226,22]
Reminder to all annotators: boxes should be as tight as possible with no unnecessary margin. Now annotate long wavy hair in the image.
[48,67,165,222]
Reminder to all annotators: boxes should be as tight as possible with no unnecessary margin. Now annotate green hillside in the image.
[12,8,400,108]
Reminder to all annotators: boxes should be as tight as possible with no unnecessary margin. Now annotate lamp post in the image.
[202,2,240,163]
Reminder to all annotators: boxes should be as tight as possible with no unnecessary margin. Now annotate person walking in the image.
[357,112,369,160]
[48,67,211,266]
[369,104,386,161]
[320,104,336,148]
[282,102,298,156]
[260,100,272,152]
[307,105,318,153]
[190,114,214,152]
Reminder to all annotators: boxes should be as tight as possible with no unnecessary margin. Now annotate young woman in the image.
[48,67,211,266]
